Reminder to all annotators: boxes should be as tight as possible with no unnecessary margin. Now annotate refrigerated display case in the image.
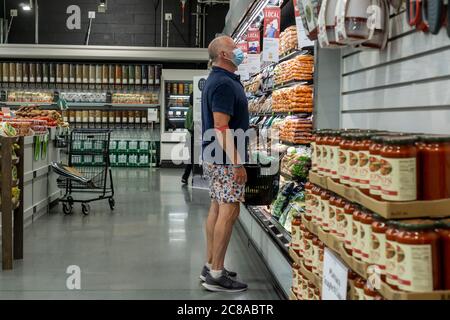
[160,69,208,165]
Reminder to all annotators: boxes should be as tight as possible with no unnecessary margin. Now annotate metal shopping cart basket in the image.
[51,128,115,215]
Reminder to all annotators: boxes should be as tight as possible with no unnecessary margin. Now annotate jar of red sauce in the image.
[292,263,300,295]
[371,214,388,280]
[356,132,374,195]
[299,274,309,300]
[303,231,315,271]
[380,136,419,201]
[385,221,400,290]
[438,219,450,290]
[339,133,354,186]
[328,195,339,235]
[291,216,302,255]
[343,202,355,254]
[334,197,347,240]
[312,237,324,276]
[354,277,366,300]
[417,135,450,200]
[316,131,325,175]
[348,133,363,188]
[311,185,323,226]
[352,207,364,261]
[304,182,314,221]
[369,136,386,200]
[395,219,441,292]
[359,208,375,264]
[320,190,331,232]
[311,130,318,172]
[321,130,331,177]
[312,236,319,274]
[328,130,342,182]
[300,222,308,256]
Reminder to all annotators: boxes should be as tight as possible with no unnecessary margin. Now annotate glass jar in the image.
[417,135,450,200]
[329,130,342,182]
[304,182,314,221]
[320,190,331,232]
[438,218,450,290]
[334,197,347,240]
[321,130,331,177]
[311,185,323,226]
[343,202,355,254]
[299,273,308,300]
[352,207,364,261]
[349,133,364,188]
[395,219,441,292]
[356,132,374,194]
[354,277,366,300]
[339,133,354,186]
[312,236,320,274]
[371,214,388,280]
[292,263,300,295]
[385,221,400,290]
[359,208,375,264]
[291,216,302,255]
[328,195,339,235]
[316,131,325,175]
[303,231,315,271]
[311,130,318,172]
[369,135,386,200]
[380,136,419,201]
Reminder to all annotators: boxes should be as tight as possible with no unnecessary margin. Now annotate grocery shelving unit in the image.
[0,136,24,270]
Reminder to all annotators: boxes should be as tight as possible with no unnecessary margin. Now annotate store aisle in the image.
[0,169,280,300]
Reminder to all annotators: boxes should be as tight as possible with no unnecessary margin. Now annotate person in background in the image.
[200,35,249,292]
[182,93,194,184]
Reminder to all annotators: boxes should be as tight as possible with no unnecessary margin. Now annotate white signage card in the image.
[262,38,280,63]
[322,248,348,300]
[236,63,250,81]
[147,109,158,122]
[296,16,314,48]
[248,54,261,75]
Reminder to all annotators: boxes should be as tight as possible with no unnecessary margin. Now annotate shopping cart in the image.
[52,128,115,215]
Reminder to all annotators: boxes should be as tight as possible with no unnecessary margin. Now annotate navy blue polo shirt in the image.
[201,66,249,164]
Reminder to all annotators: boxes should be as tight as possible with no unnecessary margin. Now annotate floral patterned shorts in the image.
[203,163,245,204]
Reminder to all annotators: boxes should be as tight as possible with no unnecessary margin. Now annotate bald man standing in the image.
[200,36,249,292]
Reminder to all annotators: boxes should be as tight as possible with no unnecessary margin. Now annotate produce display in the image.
[279,116,313,144]
[14,105,67,128]
[274,55,314,86]
[272,85,313,113]
[281,146,312,181]
[249,95,272,114]
[279,26,298,57]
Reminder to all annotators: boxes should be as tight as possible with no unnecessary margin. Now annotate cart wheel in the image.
[108,198,115,210]
[67,196,74,206]
[63,203,72,215]
[82,204,90,216]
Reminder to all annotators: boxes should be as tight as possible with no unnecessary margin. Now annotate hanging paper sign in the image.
[247,28,261,54]
[247,54,261,76]
[262,6,281,63]
[293,0,315,48]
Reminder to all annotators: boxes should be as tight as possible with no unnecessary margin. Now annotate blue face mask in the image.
[230,48,245,67]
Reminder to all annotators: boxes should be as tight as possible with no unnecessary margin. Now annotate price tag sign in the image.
[322,248,348,300]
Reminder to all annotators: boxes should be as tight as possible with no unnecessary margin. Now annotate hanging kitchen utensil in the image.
[406,0,429,31]
[389,0,404,10]
[318,0,345,47]
[360,0,390,49]
[298,0,323,40]
[181,0,187,24]
[335,0,375,45]
[422,0,444,34]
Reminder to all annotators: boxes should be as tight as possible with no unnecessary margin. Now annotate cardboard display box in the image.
[309,171,450,219]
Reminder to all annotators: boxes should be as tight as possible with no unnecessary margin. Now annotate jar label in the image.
[321,199,329,230]
[298,228,305,254]
[358,150,370,188]
[328,204,337,234]
[343,213,353,248]
[396,243,433,292]
[369,154,382,195]
[335,207,345,238]
[322,145,330,175]
[305,191,313,217]
[380,157,417,201]
[349,151,360,186]
[116,117,121,123]
[304,238,313,266]
[292,225,301,250]
[385,239,398,286]
[360,222,372,263]
[330,146,339,178]
[316,144,323,172]
[312,243,319,273]
[311,142,317,171]
[352,220,361,259]
[311,194,321,223]
[338,149,350,183]
[371,232,386,273]
[109,117,114,123]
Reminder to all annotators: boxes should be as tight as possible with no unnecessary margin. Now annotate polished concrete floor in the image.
[0,168,280,300]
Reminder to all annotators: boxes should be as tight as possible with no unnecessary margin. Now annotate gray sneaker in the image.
[199,265,237,282]
[202,272,248,293]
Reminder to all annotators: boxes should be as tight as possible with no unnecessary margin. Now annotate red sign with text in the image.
[247,28,261,54]
[263,6,281,39]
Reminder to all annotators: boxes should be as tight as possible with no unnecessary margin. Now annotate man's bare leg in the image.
[206,200,219,264]
[211,202,240,271]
